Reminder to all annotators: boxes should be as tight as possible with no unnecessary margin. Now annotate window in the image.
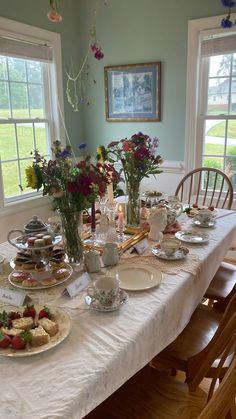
[185,14,236,199]
[0,18,63,209]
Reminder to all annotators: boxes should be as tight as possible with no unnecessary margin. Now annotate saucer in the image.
[193,219,215,228]
[84,289,128,312]
[175,230,209,244]
[152,246,189,260]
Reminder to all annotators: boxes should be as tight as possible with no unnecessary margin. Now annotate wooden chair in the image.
[175,167,233,209]
[150,293,236,389]
[204,262,236,312]
[85,316,236,419]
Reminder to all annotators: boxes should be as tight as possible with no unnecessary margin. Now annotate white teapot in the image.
[158,196,183,228]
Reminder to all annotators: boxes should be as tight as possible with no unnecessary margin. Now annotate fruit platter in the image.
[183,204,218,218]
[0,304,71,357]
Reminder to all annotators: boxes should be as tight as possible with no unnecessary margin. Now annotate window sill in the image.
[0,195,52,217]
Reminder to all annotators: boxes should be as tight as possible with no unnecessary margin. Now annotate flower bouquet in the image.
[97,132,163,227]
[26,141,119,263]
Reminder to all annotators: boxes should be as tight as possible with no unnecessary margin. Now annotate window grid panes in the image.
[0,55,50,202]
[200,53,236,192]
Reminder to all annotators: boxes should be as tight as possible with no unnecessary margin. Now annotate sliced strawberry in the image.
[11,331,32,350]
[8,311,21,320]
[208,206,215,211]
[0,331,11,348]
[23,304,36,318]
[38,306,51,320]
[192,203,198,208]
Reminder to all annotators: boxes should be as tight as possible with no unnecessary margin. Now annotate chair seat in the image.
[204,262,236,301]
[85,366,207,419]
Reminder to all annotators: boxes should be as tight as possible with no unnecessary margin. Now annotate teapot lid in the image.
[24,215,47,232]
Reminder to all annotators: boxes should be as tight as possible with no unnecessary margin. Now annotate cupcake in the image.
[34,238,46,248]
[22,278,38,287]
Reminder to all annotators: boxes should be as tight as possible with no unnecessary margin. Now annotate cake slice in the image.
[1,327,24,336]
[30,326,50,347]
[12,317,34,331]
[38,317,59,336]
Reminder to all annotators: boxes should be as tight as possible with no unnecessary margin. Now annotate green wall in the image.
[0,0,225,160]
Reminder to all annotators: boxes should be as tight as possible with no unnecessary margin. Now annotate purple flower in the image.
[94,49,104,60]
[78,143,87,149]
[59,149,71,159]
[221,17,233,27]
[221,0,235,7]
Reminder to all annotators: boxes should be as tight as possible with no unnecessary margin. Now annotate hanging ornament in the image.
[47,0,63,23]
[220,0,236,28]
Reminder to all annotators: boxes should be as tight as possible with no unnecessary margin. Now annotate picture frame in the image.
[104,62,161,122]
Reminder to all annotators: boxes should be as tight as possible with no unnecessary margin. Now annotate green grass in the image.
[207,121,236,138]
[0,109,47,197]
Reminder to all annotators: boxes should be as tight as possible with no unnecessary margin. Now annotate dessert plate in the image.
[9,233,62,251]
[193,219,215,228]
[110,263,162,291]
[175,230,209,244]
[8,263,73,290]
[0,305,71,357]
[152,246,189,260]
[85,289,128,312]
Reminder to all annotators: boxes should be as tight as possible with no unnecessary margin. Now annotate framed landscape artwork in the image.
[104,62,161,122]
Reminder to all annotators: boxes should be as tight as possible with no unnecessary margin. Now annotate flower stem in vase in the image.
[126,178,141,228]
[59,210,83,265]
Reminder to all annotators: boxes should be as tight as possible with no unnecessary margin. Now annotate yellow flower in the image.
[25,166,38,189]
[96,146,106,162]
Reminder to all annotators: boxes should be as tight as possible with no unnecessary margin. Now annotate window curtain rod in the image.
[0,35,53,62]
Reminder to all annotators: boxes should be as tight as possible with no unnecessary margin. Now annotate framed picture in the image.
[104,62,161,122]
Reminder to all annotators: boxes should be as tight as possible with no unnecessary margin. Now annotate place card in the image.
[0,288,29,307]
[131,238,149,255]
[63,272,91,298]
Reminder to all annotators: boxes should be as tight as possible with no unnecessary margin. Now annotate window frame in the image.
[185,13,236,177]
[0,17,64,215]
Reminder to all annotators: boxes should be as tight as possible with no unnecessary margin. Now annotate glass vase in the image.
[59,210,84,264]
[126,180,141,228]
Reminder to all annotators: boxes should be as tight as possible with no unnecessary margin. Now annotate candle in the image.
[107,181,114,203]
[118,204,124,230]
[91,202,96,232]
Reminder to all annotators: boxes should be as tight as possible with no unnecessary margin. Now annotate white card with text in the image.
[64,272,91,298]
[133,238,149,255]
[0,288,28,307]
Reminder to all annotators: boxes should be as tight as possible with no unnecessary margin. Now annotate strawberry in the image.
[11,331,32,350]
[8,311,21,320]
[0,331,11,348]
[23,304,36,318]
[192,203,199,208]
[208,206,214,211]
[38,306,51,320]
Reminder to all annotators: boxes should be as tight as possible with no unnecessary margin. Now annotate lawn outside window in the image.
[0,17,64,211]
[185,14,236,203]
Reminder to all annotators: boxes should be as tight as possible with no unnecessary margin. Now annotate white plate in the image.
[193,219,215,228]
[0,305,71,357]
[185,207,218,218]
[10,234,62,251]
[152,246,189,260]
[175,230,209,244]
[8,263,73,290]
[85,289,128,312]
[110,263,162,291]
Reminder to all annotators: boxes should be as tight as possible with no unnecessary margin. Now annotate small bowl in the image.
[160,237,180,256]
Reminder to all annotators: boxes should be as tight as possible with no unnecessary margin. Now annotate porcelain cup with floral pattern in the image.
[160,237,181,256]
[87,276,120,306]
[195,209,214,225]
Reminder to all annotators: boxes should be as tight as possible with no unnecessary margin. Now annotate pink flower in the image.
[94,49,104,60]
[90,43,97,52]
[122,141,132,152]
[47,10,62,23]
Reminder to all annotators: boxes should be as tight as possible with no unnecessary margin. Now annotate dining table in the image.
[0,209,236,419]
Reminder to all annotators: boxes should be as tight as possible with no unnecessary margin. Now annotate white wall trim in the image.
[184,13,236,175]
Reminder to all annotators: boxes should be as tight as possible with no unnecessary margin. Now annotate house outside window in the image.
[185,14,236,201]
[0,18,64,212]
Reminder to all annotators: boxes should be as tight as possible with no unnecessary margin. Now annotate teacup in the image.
[87,276,120,306]
[102,243,119,266]
[160,237,180,256]
[195,209,213,225]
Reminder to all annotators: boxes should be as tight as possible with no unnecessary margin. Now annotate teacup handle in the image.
[7,229,25,249]
[87,286,96,299]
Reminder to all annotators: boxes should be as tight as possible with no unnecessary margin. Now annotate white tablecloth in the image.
[0,210,236,419]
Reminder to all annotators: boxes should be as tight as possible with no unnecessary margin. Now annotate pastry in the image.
[30,325,50,347]
[1,327,24,336]
[50,258,65,269]
[41,277,57,286]
[12,317,34,330]
[55,268,68,280]
[22,278,38,287]
[35,262,46,272]
[34,238,46,247]
[11,271,30,283]
[42,234,52,245]
[27,236,37,246]
[22,260,35,270]
[35,233,45,239]
[38,317,59,336]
